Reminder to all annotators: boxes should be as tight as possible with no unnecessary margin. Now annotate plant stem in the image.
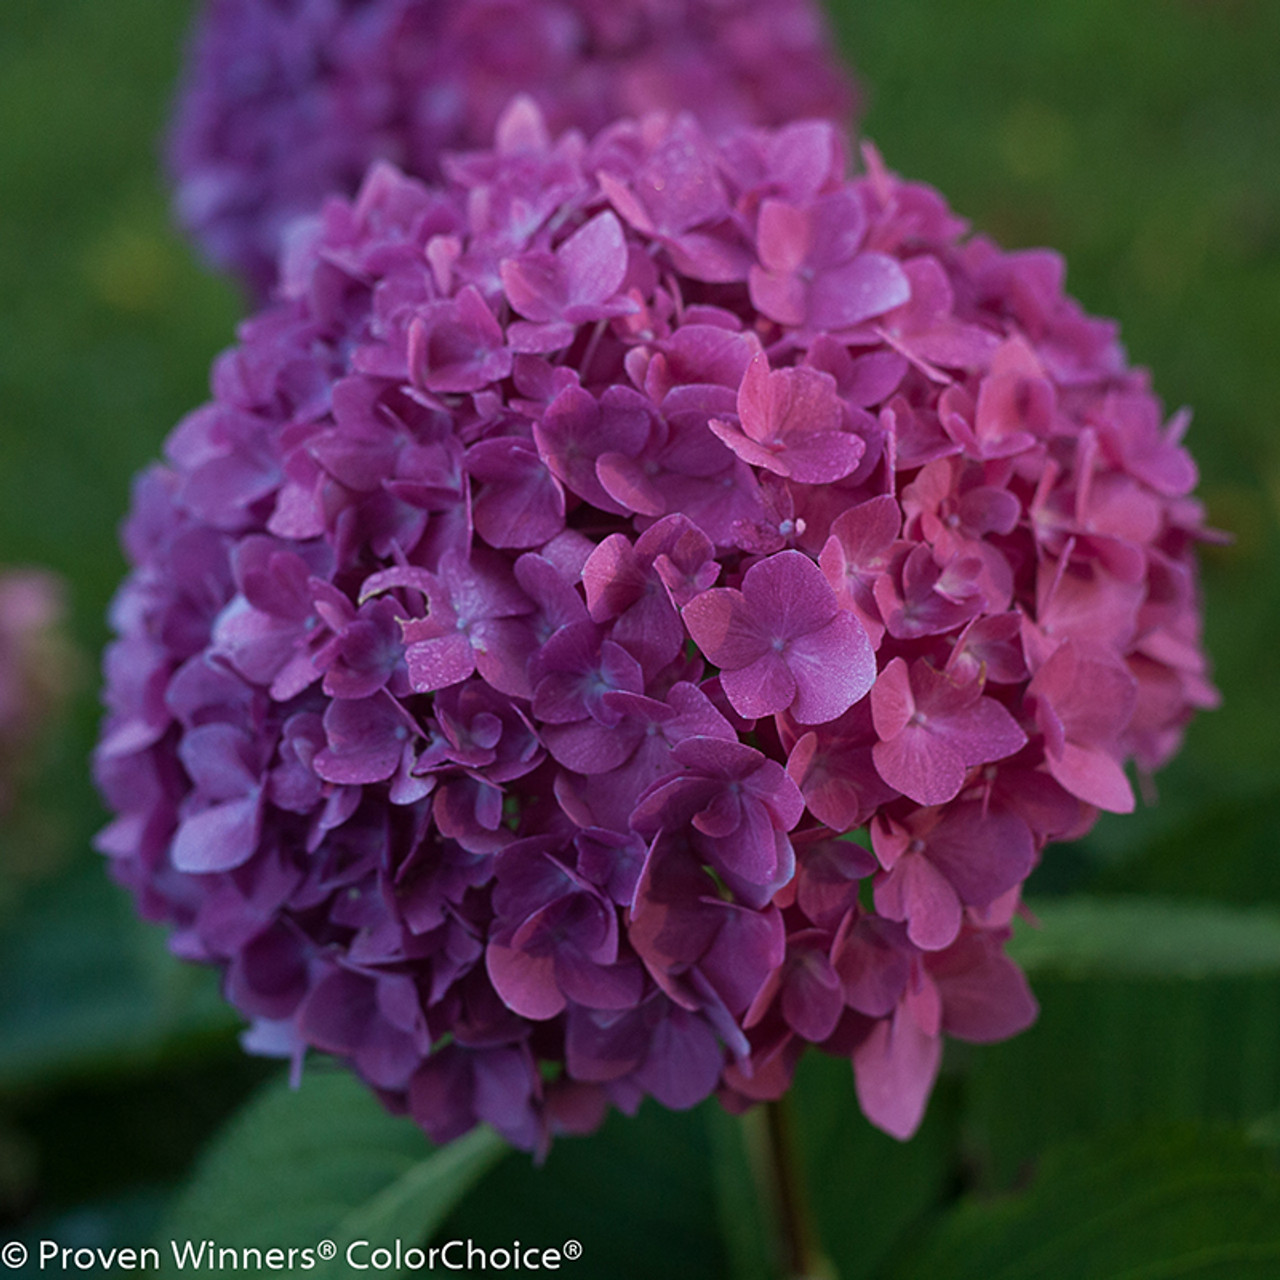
[744,1099,833,1280]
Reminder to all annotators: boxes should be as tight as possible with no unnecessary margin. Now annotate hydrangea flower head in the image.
[168,0,859,298]
[98,104,1215,1153]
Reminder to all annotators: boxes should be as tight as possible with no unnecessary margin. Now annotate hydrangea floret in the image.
[168,0,858,299]
[97,102,1216,1152]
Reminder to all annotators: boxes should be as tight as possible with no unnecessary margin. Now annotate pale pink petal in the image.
[1047,741,1135,813]
[853,1005,943,1141]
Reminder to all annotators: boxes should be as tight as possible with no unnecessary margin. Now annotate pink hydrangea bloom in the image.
[1,569,70,815]
[98,104,1215,1153]
[168,0,859,299]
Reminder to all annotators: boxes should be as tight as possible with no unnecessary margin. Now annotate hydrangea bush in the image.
[169,0,858,299]
[97,103,1215,1152]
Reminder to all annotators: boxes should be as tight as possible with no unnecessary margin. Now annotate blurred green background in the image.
[2,0,1279,1275]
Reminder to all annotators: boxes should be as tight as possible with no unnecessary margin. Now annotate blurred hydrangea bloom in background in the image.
[168,0,858,299]
[97,101,1215,1153]
[0,568,71,817]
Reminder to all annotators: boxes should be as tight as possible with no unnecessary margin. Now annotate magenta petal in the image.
[853,1005,943,1140]
[469,439,565,549]
[314,696,410,784]
[709,799,783,885]
[682,587,765,669]
[927,805,1036,907]
[748,266,807,326]
[635,1006,723,1111]
[501,252,562,324]
[777,431,865,484]
[313,739,403,785]
[737,355,838,443]
[472,619,537,699]
[721,652,796,719]
[870,658,916,740]
[942,698,1028,767]
[561,211,629,308]
[486,941,566,1020]
[700,901,788,1013]
[743,550,838,639]
[933,935,1039,1043]
[788,730,890,832]
[566,1006,648,1082]
[1048,741,1136,813]
[542,718,644,774]
[786,611,875,725]
[171,792,262,873]
[404,631,475,692]
[873,728,965,806]
[754,199,812,275]
[596,452,667,516]
[781,955,844,1042]
[692,788,743,840]
[875,854,963,951]
[836,920,911,1018]
[211,600,302,687]
[706,417,786,474]
[178,722,259,800]
[811,253,912,329]
[610,593,684,680]
[557,955,646,1012]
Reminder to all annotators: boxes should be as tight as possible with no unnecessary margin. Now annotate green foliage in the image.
[162,1069,505,1277]
[0,866,237,1091]
[968,899,1280,1187]
[965,975,1280,1190]
[1092,790,1280,906]
[442,1102,730,1280]
[889,1127,1280,1280]
[1012,898,1280,978]
[790,1053,954,1280]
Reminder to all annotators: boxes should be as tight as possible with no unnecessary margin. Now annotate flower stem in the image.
[743,1099,833,1280]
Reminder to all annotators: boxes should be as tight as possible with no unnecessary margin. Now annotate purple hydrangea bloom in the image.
[98,106,1216,1153]
[168,0,860,299]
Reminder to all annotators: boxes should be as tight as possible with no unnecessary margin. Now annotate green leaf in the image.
[888,1127,1280,1280]
[16,1187,171,1264]
[963,976,1280,1187]
[1012,897,1280,978]
[789,1052,955,1280]
[1246,1108,1280,1149]
[162,1068,506,1277]
[1091,790,1280,907]
[968,898,1280,1185]
[327,1128,506,1275]
[0,864,239,1090]
[442,1101,730,1280]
